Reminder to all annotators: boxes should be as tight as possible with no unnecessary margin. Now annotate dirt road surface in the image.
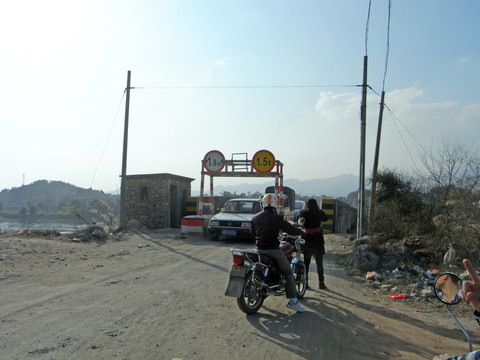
[0,230,478,360]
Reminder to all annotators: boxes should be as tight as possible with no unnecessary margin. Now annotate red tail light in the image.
[233,254,244,265]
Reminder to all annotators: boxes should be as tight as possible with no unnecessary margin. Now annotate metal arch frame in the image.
[198,153,285,216]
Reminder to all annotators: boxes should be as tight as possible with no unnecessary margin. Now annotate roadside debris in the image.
[443,244,456,265]
[389,292,409,300]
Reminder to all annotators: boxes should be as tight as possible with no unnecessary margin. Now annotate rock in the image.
[421,288,435,298]
[353,238,368,246]
[127,219,141,230]
[92,229,105,238]
[352,245,376,271]
[381,284,394,291]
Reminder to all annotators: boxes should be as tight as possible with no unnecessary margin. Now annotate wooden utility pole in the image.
[119,70,131,228]
[357,56,368,239]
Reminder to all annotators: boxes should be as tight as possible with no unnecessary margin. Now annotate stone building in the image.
[124,173,194,228]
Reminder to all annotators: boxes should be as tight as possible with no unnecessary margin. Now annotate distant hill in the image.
[0,180,119,226]
[192,174,359,199]
[0,180,110,206]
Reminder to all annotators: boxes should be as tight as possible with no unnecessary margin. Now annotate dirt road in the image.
[0,230,477,359]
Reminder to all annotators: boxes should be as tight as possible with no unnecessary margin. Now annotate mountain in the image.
[0,180,119,226]
[0,180,110,206]
[192,174,359,198]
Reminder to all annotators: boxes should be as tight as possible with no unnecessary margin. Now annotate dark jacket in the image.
[299,208,328,229]
[299,208,329,243]
[251,209,304,250]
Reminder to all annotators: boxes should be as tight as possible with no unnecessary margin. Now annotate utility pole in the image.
[119,70,131,228]
[357,56,368,239]
[369,90,386,223]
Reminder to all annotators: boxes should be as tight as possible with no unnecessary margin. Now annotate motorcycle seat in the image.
[255,253,275,266]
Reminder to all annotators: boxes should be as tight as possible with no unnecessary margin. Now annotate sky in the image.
[1,0,479,195]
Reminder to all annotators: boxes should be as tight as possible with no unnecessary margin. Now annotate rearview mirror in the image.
[434,272,462,305]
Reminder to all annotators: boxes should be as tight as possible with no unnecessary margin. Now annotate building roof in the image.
[125,173,195,182]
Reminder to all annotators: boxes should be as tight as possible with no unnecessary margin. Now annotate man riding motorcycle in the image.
[250,193,306,313]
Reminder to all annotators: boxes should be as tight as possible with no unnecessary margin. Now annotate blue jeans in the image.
[257,248,297,299]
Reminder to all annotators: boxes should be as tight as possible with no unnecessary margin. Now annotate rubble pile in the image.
[344,236,471,303]
[71,225,107,242]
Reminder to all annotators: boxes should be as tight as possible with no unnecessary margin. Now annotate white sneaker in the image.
[286,300,305,313]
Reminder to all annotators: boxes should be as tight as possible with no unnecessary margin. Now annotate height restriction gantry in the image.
[198,150,286,215]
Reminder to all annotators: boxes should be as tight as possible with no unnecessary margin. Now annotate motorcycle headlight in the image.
[210,220,219,226]
[241,222,250,228]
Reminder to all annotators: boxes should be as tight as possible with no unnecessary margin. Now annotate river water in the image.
[0,221,88,234]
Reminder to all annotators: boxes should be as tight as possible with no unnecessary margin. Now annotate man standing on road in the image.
[251,193,306,313]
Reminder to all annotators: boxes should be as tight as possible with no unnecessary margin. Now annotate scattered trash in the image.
[412,265,424,274]
[366,271,381,280]
[443,244,456,264]
[389,292,409,300]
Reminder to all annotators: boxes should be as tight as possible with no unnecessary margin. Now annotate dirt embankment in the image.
[0,230,477,360]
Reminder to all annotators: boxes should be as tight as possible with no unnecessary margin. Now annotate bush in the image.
[370,169,431,239]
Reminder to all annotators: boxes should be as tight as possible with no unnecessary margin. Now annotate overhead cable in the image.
[132,84,360,90]
[384,104,422,172]
[89,91,126,189]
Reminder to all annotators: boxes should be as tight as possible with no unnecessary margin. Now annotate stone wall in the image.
[124,173,193,228]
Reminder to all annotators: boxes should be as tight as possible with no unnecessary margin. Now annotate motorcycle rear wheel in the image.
[237,272,266,314]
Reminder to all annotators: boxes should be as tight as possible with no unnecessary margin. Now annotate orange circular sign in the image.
[252,150,275,173]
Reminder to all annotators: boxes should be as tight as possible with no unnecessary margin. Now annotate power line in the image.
[384,104,423,172]
[89,91,126,189]
[132,84,360,90]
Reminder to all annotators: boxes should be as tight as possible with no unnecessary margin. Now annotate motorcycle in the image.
[225,233,307,314]
[434,272,473,352]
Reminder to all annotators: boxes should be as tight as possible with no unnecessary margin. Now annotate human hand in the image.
[462,259,480,312]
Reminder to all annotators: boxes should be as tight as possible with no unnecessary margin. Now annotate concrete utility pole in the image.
[357,56,368,240]
[369,90,386,222]
[119,70,131,228]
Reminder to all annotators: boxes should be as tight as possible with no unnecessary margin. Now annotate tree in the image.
[418,140,480,262]
[370,168,429,239]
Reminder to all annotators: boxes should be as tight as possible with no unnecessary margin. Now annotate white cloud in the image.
[314,91,361,124]
[311,86,480,180]
[456,103,480,128]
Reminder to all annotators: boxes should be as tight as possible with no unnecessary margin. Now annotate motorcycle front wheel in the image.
[237,272,266,314]
[293,262,307,299]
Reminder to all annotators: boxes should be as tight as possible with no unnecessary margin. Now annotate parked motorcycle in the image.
[434,272,473,352]
[225,233,307,314]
